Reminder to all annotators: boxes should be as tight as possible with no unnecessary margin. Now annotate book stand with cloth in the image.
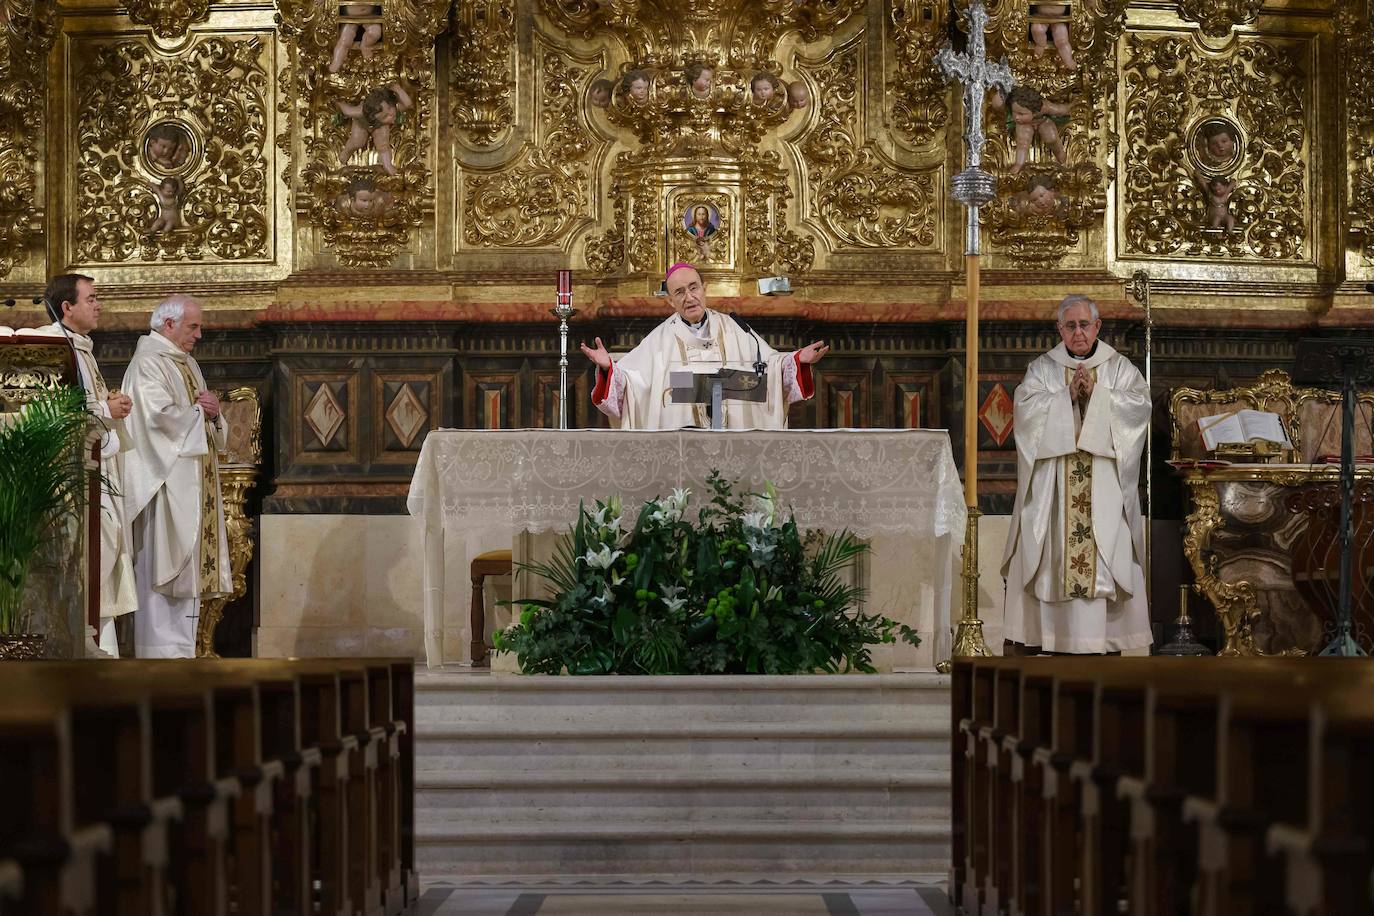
[669,367,767,430]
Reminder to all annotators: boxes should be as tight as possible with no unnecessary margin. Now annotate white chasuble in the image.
[35,323,138,633]
[121,331,231,658]
[1000,342,1153,653]
[592,309,813,430]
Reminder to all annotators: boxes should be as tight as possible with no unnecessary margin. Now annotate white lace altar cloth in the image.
[407,428,967,668]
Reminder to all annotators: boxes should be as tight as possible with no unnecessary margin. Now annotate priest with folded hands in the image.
[580,263,829,429]
[1000,294,1153,655]
[121,296,232,658]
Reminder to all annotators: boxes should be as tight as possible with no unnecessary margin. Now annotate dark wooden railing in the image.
[0,658,415,916]
[951,657,1374,916]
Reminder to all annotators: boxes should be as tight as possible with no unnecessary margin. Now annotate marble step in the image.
[414,721,950,774]
[414,821,951,878]
[414,672,950,728]
[414,769,950,825]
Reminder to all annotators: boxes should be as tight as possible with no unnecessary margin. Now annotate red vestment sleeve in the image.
[793,352,814,399]
[592,362,613,404]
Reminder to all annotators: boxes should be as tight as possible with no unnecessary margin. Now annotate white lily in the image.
[741,511,768,530]
[660,583,685,600]
[765,585,782,603]
[662,596,687,614]
[583,545,623,569]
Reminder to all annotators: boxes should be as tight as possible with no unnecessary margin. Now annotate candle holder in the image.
[552,269,577,430]
[1157,583,1212,656]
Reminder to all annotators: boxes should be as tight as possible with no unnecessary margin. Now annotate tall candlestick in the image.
[552,269,576,430]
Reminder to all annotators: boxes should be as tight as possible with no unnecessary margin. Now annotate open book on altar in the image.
[1198,409,1293,451]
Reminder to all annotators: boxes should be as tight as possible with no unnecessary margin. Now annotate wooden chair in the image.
[469,549,512,666]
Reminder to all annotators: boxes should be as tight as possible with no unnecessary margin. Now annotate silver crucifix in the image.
[935,0,1016,254]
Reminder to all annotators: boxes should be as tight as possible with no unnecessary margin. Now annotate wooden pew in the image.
[0,658,413,916]
[952,657,1374,916]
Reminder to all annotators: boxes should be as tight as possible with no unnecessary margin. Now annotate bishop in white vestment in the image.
[121,296,231,658]
[581,263,830,429]
[37,274,138,656]
[1000,295,1153,654]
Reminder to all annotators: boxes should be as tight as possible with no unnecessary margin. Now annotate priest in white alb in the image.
[37,273,138,656]
[1000,294,1153,654]
[580,263,829,429]
[121,296,231,658]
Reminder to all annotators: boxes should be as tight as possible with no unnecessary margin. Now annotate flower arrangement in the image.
[494,471,919,675]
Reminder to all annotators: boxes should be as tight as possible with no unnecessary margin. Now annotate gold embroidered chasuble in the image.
[1000,341,1153,653]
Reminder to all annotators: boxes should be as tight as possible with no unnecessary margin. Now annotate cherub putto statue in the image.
[750,72,780,106]
[993,86,1070,174]
[621,69,651,104]
[1192,170,1236,231]
[149,176,185,232]
[338,82,412,175]
[685,63,714,98]
[1029,3,1076,71]
[329,3,383,74]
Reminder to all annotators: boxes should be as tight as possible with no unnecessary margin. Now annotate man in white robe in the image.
[37,273,138,656]
[1000,294,1153,654]
[580,263,829,429]
[121,296,231,658]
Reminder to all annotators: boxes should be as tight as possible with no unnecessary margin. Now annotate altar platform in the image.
[412,668,952,886]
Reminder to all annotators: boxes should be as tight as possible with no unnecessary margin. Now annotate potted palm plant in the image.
[0,385,94,660]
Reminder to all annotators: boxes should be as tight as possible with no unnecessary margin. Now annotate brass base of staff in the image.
[937,508,992,673]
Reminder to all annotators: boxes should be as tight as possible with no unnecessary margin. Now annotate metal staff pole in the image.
[935,0,1014,667]
[553,269,576,430]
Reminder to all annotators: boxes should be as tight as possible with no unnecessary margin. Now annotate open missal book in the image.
[1198,409,1293,451]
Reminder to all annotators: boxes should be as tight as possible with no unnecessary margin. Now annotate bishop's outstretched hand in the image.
[580,336,613,371]
[796,341,830,365]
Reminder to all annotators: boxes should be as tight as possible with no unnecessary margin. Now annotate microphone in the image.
[1366,283,1374,294]
[2,298,14,308]
[729,312,767,377]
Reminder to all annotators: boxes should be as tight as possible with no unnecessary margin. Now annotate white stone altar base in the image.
[413,670,952,882]
[406,429,967,669]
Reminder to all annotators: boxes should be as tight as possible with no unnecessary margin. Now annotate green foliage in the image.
[495,471,920,675]
[0,386,94,634]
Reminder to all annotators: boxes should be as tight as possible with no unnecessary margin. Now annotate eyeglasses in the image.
[1059,320,1097,332]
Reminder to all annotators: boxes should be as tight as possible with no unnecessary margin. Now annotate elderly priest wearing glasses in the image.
[1000,294,1153,656]
[580,263,829,429]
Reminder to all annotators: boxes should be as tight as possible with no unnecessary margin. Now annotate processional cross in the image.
[935,1,1015,665]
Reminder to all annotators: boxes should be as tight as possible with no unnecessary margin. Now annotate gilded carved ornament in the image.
[279,0,447,267]
[1176,0,1263,40]
[795,38,939,252]
[888,0,950,146]
[0,0,55,279]
[462,40,601,249]
[1121,33,1308,262]
[1339,0,1374,265]
[70,36,271,264]
[197,387,261,658]
[126,0,210,42]
[450,0,517,147]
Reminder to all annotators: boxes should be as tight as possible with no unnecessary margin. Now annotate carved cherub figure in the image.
[786,80,810,110]
[149,176,185,232]
[622,69,650,104]
[1192,169,1236,231]
[1029,3,1076,71]
[994,86,1070,173]
[588,79,613,108]
[337,176,392,217]
[329,3,383,74]
[145,123,190,171]
[751,72,779,105]
[1198,121,1239,169]
[338,82,413,175]
[686,63,714,98]
[1012,174,1063,218]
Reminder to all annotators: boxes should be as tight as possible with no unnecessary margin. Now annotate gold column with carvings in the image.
[197,388,261,658]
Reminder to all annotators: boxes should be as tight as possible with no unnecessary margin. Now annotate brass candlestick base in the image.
[1157,584,1212,657]
[938,508,992,672]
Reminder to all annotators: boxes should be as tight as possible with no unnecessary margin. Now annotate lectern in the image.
[668,367,767,430]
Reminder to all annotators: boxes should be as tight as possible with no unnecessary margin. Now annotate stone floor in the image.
[415,880,954,915]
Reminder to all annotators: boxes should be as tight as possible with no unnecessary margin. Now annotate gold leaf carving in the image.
[0,0,55,279]
[280,0,448,267]
[1120,33,1309,262]
[984,163,1105,267]
[1177,0,1263,40]
[799,39,938,250]
[127,0,210,41]
[71,36,271,264]
[1340,0,1374,265]
[462,43,595,248]
[451,0,517,147]
[888,0,949,146]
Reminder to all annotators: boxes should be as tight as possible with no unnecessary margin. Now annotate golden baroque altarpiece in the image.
[0,0,1365,305]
